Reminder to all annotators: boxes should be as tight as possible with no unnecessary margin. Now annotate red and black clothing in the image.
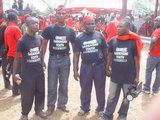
[149,28,160,56]
[4,21,22,95]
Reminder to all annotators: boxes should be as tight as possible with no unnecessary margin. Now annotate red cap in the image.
[83,16,94,24]
[24,14,30,18]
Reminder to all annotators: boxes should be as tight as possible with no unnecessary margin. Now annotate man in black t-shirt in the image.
[99,20,141,120]
[12,17,47,120]
[73,16,107,116]
[41,5,76,116]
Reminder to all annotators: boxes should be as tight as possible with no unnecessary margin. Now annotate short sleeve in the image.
[100,34,107,49]
[16,39,24,53]
[41,26,52,40]
[74,37,81,52]
[69,28,76,43]
[108,38,114,53]
[15,27,22,40]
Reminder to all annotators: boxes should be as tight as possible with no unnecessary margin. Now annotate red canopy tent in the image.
[64,7,132,15]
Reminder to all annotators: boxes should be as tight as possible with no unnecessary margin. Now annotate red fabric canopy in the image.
[58,7,132,14]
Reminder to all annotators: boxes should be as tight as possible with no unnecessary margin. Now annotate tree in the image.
[131,0,155,17]
[39,0,75,13]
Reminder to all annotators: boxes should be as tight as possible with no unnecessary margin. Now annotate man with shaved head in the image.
[99,20,143,120]
[13,17,47,120]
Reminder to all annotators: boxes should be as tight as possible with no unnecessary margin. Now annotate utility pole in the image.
[0,0,3,20]
[122,0,127,16]
[154,0,159,18]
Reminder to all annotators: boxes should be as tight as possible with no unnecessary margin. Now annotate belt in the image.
[82,61,103,66]
[50,53,69,58]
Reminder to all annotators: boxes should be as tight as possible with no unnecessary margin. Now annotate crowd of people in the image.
[0,2,160,120]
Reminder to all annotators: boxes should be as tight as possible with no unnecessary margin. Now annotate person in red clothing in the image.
[143,16,160,95]
[138,17,154,37]
[67,15,73,27]
[4,12,22,96]
[103,15,118,43]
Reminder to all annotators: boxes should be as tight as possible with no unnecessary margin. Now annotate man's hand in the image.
[106,69,111,77]
[74,70,80,81]
[41,61,46,71]
[134,77,139,84]
[13,74,22,85]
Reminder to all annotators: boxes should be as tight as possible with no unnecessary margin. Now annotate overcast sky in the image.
[3,0,134,12]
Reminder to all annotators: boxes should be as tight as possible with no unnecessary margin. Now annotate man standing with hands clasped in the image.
[99,19,143,120]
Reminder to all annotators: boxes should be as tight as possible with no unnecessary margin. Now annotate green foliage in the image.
[132,0,155,17]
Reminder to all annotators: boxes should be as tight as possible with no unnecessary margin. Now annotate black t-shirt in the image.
[108,37,138,84]
[16,34,43,76]
[42,24,76,55]
[75,31,107,63]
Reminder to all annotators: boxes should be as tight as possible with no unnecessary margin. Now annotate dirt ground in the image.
[0,43,159,120]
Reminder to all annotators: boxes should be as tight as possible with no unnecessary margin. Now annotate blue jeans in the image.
[103,81,130,118]
[47,55,70,110]
[144,56,160,92]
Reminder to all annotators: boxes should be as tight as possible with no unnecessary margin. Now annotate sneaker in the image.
[46,108,54,116]
[77,109,89,116]
[142,89,150,94]
[57,106,69,112]
[36,110,47,119]
[117,114,127,120]
[98,115,113,120]
[19,115,28,120]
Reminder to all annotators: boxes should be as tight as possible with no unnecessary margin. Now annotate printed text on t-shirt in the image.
[113,47,128,62]
[53,36,67,50]
[82,39,98,54]
[27,47,40,63]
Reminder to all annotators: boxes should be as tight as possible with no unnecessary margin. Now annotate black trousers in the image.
[21,73,45,115]
[6,56,21,94]
[2,56,11,88]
